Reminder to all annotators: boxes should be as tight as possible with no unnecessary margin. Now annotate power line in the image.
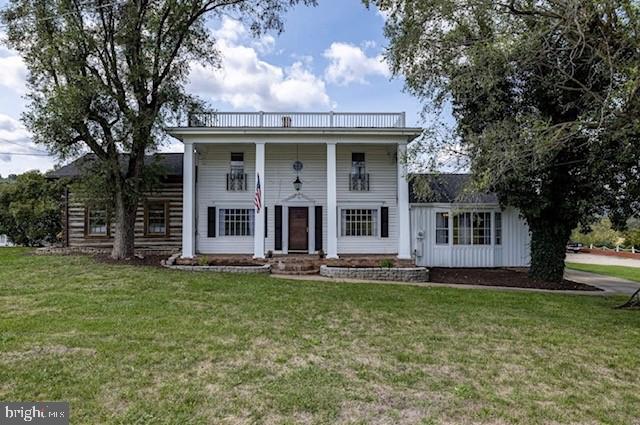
[0,150,51,156]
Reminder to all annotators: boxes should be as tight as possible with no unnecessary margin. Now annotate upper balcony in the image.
[186,111,407,129]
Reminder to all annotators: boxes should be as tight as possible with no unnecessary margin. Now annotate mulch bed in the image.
[94,254,168,268]
[429,268,602,291]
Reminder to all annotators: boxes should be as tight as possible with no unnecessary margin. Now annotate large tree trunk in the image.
[528,218,573,282]
[111,183,138,260]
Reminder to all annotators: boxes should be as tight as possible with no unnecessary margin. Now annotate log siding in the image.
[65,180,183,251]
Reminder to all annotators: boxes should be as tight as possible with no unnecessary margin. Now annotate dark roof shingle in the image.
[47,153,183,179]
[409,173,498,204]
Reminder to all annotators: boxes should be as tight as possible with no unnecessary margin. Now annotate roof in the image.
[165,127,423,141]
[47,153,183,179]
[409,174,498,204]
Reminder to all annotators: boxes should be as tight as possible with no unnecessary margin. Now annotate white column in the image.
[253,142,266,259]
[397,142,411,259]
[181,141,196,258]
[326,142,338,259]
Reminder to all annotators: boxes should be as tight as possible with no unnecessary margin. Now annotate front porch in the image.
[167,111,423,261]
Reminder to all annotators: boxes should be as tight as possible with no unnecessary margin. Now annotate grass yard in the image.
[1,248,640,424]
[566,262,640,283]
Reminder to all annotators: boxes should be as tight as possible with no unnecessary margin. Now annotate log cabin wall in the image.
[65,178,183,251]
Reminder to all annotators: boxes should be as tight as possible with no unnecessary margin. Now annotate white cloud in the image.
[0,114,30,142]
[0,33,28,93]
[189,18,332,111]
[0,113,53,171]
[323,42,390,86]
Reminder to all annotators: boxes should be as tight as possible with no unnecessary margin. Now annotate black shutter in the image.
[207,207,216,237]
[381,207,389,238]
[315,206,323,251]
[264,207,268,238]
[275,205,282,250]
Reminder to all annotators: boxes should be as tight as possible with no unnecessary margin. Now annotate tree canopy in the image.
[0,171,64,246]
[1,0,315,259]
[369,0,640,281]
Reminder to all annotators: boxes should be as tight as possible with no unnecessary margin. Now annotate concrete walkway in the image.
[273,272,637,296]
[564,269,640,295]
[566,252,640,268]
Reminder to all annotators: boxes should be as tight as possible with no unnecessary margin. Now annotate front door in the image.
[288,207,308,252]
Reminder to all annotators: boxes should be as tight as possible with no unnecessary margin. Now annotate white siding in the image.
[336,144,398,254]
[411,205,530,267]
[195,143,399,255]
[197,144,256,254]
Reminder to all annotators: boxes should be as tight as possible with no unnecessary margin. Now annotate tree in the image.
[1,0,314,259]
[0,171,64,246]
[571,218,623,248]
[368,0,640,281]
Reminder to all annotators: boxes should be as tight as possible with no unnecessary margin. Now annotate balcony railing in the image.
[349,174,370,191]
[226,173,247,191]
[187,111,406,128]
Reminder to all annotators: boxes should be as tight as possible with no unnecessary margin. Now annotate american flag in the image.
[254,173,262,213]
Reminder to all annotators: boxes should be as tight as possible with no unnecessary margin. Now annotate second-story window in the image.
[227,152,246,191]
[350,152,369,191]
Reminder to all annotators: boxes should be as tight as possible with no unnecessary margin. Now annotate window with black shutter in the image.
[274,205,282,250]
[314,206,322,251]
[207,207,216,237]
[381,207,389,238]
[264,207,268,238]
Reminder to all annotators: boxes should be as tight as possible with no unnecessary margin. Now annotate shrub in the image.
[379,259,394,269]
[0,171,63,246]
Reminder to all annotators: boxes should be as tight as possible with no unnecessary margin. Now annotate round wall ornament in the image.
[293,160,303,172]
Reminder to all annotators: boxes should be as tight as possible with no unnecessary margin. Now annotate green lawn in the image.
[567,262,640,283]
[1,248,639,424]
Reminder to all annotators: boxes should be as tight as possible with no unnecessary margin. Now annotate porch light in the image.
[293,176,302,192]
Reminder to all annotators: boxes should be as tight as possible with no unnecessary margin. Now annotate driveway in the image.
[566,252,640,268]
[564,269,640,295]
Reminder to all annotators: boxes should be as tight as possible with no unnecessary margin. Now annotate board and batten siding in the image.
[195,143,400,255]
[410,205,530,267]
[66,180,183,250]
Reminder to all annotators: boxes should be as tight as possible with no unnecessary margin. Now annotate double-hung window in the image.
[86,207,108,236]
[472,212,491,245]
[452,211,493,245]
[145,202,168,236]
[435,212,449,244]
[341,209,377,236]
[227,152,246,191]
[219,208,254,236]
[453,212,472,245]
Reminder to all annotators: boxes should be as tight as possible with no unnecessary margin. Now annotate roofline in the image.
[165,126,423,141]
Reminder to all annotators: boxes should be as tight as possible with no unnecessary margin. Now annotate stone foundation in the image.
[320,265,429,282]
[165,264,272,274]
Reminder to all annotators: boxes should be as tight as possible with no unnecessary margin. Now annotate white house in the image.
[166,111,531,267]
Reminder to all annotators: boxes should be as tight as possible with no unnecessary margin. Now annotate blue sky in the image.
[0,0,426,175]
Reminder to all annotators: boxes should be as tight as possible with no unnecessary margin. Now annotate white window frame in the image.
[494,211,502,245]
[435,211,449,245]
[218,207,255,237]
[339,207,379,238]
[450,209,495,246]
